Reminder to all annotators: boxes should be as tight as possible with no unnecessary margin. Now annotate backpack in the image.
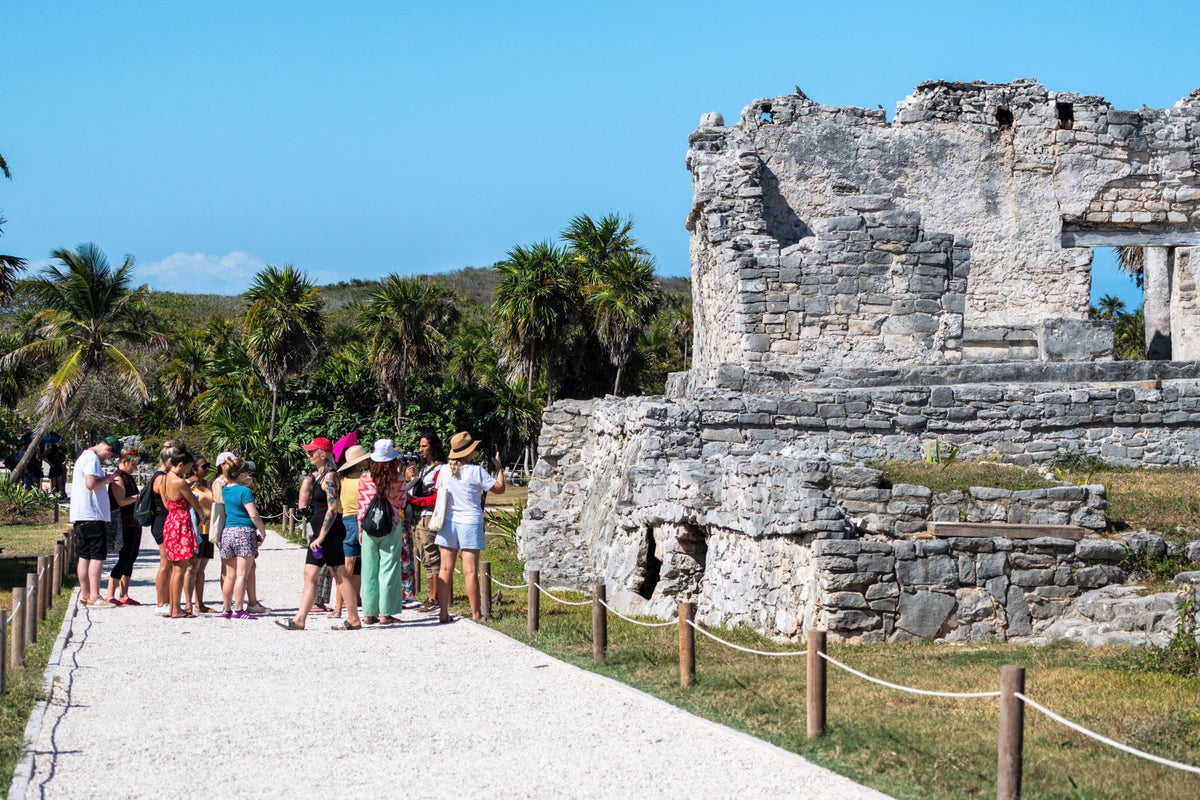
[132,473,160,527]
[360,494,393,538]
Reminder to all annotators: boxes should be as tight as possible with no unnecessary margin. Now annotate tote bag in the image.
[428,482,448,532]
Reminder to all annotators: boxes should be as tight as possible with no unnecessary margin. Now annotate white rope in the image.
[685,619,808,656]
[1015,692,1200,775]
[597,598,677,628]
[10,601,21,617]
[534,583,592,606]
[819,652,1002,699]
[489,575,529,589]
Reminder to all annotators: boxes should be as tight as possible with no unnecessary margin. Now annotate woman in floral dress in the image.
[159,446,207,618]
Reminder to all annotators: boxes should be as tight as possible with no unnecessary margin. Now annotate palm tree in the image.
[159,334,209,430]
[493,241,577,405]
[562,212,648,278]
[1117,246,1144,288]
[3,243,163,479]
[483,374,544,473]
[447,311,498,395]
[0,151,27,302]
[360,275,457,429]
[1096,294,1126,320]
[585,251,660,394]
[242,264,324,438]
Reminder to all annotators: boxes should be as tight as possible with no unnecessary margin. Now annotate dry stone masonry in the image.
[519,80,1200,645]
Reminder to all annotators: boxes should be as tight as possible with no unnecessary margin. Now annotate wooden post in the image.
[52,543,63,598]
[591,583,607,663]
[807,629,827,739]
[415,555,422,595]
[37,557,49,619]
[24,573,37,646]
[10,589,24,668]
[480,561,492,622]
[527,570,540,635]
[0,610,6,695]
[54,503,59,524]
[679,601,695,688]
[997,665,1026,800]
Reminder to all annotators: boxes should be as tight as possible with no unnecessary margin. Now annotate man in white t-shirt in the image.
[70,436,122,607]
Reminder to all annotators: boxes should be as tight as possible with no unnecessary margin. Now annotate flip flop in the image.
[331,622,362,631]
[122,598,142,606]
[169,612,196,619]
[275,619,304,631]
[438,615,456,624]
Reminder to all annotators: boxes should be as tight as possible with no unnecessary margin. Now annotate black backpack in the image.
[360,494,393,538]
[132,473,161,527]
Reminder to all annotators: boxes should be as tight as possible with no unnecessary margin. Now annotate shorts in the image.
[413,515,440,572]
[73,520,108,561]
[196,540,215,560]
[342,515,361,558]
[219,526,260,559]
[151,513,166,546]
[305,520,346,569]
[435,519,486,552]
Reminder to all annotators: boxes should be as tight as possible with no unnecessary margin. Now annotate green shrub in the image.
[0,477,56,522]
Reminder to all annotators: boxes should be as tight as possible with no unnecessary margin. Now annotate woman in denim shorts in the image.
[434,432,506,623]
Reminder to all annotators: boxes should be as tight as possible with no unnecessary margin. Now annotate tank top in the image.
[339,475,359,517]
[109,471,137,528]
[308,468,344,541]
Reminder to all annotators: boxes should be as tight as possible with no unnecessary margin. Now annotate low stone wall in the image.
[671,372,1200,467]
[518,395,1193,643]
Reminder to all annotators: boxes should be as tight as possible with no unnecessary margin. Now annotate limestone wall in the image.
[687,80,1200,376]
[518,392,1197,642]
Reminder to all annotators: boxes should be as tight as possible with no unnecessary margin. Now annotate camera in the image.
[400,453,421,464]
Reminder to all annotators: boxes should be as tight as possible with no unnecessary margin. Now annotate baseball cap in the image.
[302,437,333,453]
[102,436,123,455]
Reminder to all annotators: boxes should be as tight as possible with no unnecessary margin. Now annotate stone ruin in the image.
[518,80,1200,644]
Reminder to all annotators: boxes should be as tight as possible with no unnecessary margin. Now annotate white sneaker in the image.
[157,604,170,616]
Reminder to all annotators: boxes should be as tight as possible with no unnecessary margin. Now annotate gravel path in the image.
[18,531,891,800]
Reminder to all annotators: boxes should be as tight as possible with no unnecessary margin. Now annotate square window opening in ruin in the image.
[760,103,773,124]
[1089,245,1142,322]
[995,107,1013,129]
[635,528,663,600]
[1056,102,1074,130]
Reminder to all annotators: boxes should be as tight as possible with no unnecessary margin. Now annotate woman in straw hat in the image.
[331,443,370,619]
[435,431,505,623]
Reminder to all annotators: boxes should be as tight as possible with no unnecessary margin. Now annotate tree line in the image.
[0,206,692,512]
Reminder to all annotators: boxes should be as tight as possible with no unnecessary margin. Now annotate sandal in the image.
[331,622,362,631]
[169,612,196,619]
[376,617,392,626]
[416,601,439,613]
[438,615,455,624]
[326,610,341,619]
[196,605,215,614]
[362,616,378,625]
[274,619,305,631]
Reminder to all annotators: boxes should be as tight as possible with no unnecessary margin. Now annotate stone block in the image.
[826,609,880,631]
[896,589,956,638]
[896,554,957,586]
[859,553,896,573]
[1074,565,1126,589]
[1005,587,1033,637]
[825,591,869,609]
[1123,531,1166,558]
[1075,539,1127,563]
[1011,568,1054,587]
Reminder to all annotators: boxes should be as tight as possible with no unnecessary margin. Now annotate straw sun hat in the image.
[448,431,481,461]
[339,444,371,472]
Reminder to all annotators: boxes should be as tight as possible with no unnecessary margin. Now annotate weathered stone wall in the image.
[519,394,1195,642]
[687,80,1200,375]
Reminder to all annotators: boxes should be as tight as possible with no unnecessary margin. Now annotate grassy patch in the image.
[465,533,1200,800]
[878,461,1057,494]
[0,522,72,612]
[0,578,75,789]
[1082,468,1200,541]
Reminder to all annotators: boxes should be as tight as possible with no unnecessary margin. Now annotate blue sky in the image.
[3,1,1196,308]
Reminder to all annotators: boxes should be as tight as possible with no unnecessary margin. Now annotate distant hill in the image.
[141,265,690,333]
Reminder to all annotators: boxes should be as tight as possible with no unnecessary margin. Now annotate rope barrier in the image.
[597,598,677,628]
[490,575,529,589]
[534,583,593,607]
[818,652,1002,699]
[685,619,808,656]
[1015,692,1200,775]
[10,601,21,618]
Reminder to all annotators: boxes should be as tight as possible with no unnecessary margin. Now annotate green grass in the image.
[0,577,75,789]
[878,461,1058,494]
[468,533,1200,800]
[0,521,72,612]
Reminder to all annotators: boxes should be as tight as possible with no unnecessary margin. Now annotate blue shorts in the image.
[435,519,486,551]
[342,515,361,557]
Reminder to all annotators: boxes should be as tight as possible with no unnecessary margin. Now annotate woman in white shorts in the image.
[435,431,505,623]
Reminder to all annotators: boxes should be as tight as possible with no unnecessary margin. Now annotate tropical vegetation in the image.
[0,213,693,513]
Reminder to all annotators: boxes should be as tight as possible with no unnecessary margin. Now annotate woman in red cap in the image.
[277,437,360,630]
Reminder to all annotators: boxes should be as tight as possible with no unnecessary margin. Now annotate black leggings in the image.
[110,525,143,580]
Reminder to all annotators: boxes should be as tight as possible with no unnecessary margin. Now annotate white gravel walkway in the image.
[17,531,891,800]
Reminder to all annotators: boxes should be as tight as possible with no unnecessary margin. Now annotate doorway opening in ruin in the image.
[635,528,662,600]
